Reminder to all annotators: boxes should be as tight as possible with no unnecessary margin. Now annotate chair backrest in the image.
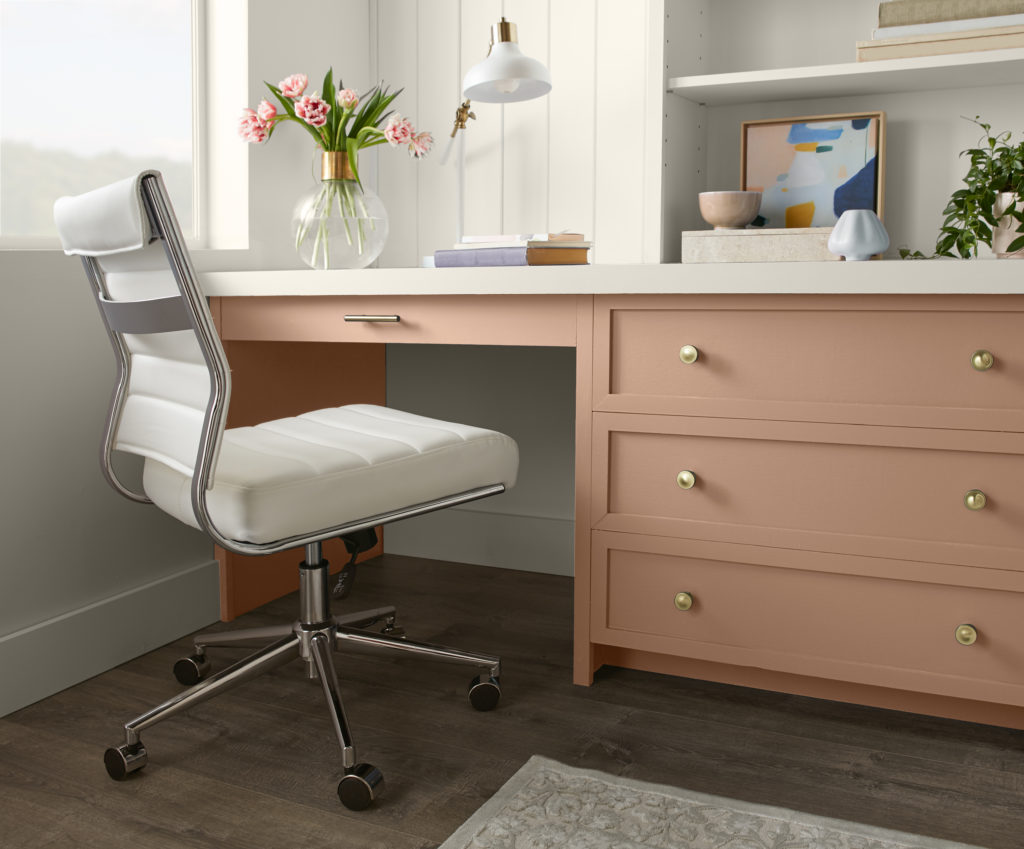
[54,171,230,530]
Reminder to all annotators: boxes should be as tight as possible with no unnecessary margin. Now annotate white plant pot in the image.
[992,192,1024,259]
[827,209,889,261]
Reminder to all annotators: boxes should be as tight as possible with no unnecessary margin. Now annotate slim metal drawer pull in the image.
[674,592,694,611]
[676,470,697,490]
[964,489,987,511]
[678,345,700,364]
[955,624,978,646]
[971,349,994,371]
[344,315,401,323]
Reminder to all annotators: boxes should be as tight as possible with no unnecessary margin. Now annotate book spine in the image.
[874,13,1024,37]
[878,0,1024,28]
[434,247,528,267]
[857,27,1024,59]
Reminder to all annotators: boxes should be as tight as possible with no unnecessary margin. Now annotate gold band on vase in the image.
[322,151,356,181]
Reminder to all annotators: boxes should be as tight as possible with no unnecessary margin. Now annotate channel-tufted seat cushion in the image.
[143,404,519,545]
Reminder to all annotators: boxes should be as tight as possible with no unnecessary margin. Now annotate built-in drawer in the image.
[593,412,1024,571]
[215,295,579,347]
[593,294,1024,432]
[591,530,1024,706]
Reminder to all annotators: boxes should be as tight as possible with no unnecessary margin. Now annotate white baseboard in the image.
[383,507,574,576]
[0,560,220,718]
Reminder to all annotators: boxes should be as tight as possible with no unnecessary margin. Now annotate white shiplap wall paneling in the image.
[548,0,597,241]
[594,0,651,263]
[461,0,505,239]
[501,0,551,236]
[415,0,461,260]
[376,0,420,268]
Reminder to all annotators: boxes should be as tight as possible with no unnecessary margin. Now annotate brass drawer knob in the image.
[955,624,978,646]
[676,470,696,490]
[679,345,700,364]
[964,489,987,511]
[674,592,694,611]
[971,350,994,371]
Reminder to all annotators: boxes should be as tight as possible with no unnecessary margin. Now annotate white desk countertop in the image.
[200,261,1024,298]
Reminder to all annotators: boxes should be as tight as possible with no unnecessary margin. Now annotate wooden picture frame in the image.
[741,111,886,229]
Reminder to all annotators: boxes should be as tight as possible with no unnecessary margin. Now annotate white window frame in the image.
[200,0,248,252]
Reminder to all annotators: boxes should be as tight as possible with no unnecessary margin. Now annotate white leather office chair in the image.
[53,171,518,810]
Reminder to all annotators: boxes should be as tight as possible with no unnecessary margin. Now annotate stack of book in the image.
[857,0,1024,60]
[434,233,591,267]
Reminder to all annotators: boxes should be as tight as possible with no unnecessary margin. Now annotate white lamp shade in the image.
[462,41,552,103]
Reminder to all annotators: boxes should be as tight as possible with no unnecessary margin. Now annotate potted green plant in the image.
[901,117,1024,259]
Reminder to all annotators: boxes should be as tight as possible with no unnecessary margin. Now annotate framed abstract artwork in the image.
[741,112,886,229]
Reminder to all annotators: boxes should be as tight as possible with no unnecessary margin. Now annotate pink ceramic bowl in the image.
[698,191,762,229]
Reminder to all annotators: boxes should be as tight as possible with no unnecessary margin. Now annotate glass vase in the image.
[291,151,389,270]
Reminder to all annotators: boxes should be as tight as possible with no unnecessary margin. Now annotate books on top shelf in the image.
[861,0,1024,59]
[878,0,1024,29]
[434,232,590,267]
[873,12,1024,38]
[857,22,1024,59]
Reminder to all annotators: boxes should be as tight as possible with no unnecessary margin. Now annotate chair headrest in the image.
[53,170,160,257]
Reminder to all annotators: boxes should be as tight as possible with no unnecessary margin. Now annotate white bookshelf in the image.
[668,48,1024,106]
[655,0,1024,264]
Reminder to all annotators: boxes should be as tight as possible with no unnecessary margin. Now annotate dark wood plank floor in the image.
[2,554,1022,848]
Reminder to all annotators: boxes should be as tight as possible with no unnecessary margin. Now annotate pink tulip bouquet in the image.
[238,68,433,269]
[239,68,433,180]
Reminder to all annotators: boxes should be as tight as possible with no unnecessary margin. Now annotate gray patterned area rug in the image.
[439,756,985,849]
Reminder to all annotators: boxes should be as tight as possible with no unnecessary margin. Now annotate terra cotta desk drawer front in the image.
[594,295,1024,431]
[591,531,1024,705]
[217,295,579,346]
[593,413,1024,557]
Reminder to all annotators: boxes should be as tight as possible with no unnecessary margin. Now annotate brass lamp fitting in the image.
[450,100,476,138]
[491,17,517,45]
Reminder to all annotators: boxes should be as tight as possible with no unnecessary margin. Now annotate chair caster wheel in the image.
[104,742,147,781]
[468,675,501,711]
[173,653,210,686]
[338,763,384,811]
[381,615,406,638]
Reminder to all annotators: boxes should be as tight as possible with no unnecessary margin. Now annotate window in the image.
[0,0,195,243]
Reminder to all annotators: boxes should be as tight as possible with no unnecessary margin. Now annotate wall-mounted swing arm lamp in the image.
[440,17,552,244]
[463,17,552,103]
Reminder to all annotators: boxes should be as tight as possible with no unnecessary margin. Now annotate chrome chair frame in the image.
[84,174,503,809]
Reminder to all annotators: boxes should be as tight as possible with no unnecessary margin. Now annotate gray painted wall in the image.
[384,345,576,576]
[0,0,374,717]
[0,251,219,717]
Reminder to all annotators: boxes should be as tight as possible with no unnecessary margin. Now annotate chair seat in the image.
[143,404,518,545]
